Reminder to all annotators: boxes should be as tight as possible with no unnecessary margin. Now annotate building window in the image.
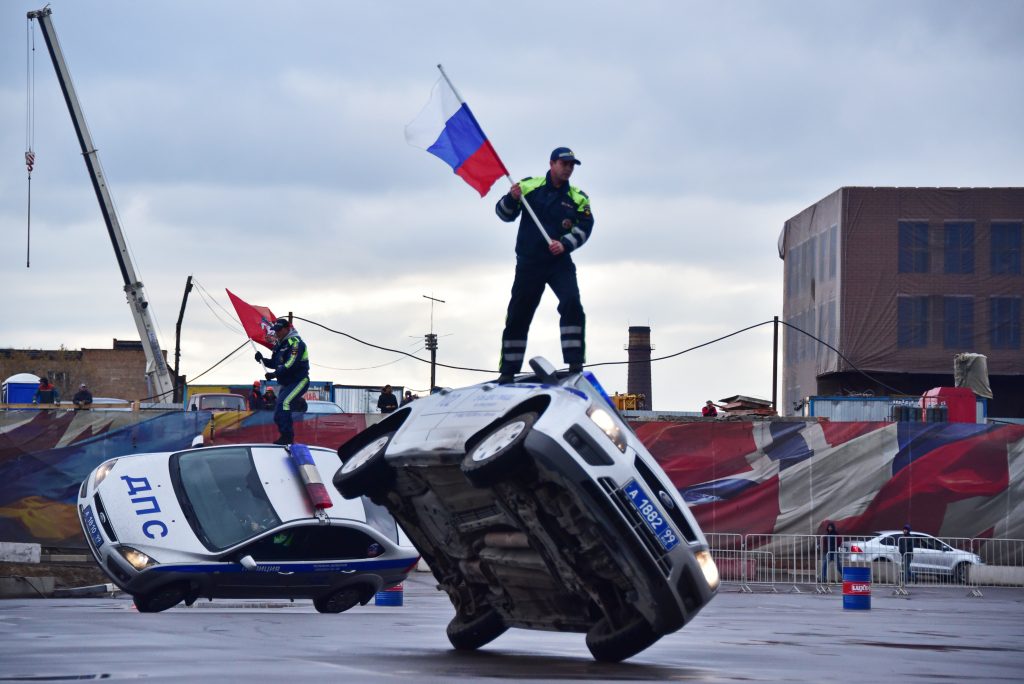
[898,296,929,348]
[990,297,1021,349]
[898,221,929,273]
[991,221,1022,275]
[943,296,973,349]
[944,221,974,274]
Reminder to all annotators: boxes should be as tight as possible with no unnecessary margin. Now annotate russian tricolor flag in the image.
[405,77,508,197]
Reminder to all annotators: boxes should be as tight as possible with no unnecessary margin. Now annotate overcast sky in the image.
[2,1,1022,411]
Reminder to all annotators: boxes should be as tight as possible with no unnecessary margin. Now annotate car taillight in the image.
[850,544,862,553]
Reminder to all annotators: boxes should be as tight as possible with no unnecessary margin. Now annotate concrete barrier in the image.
[0,576,54,597]
[970,565,1024,587]
[0,542,41,563]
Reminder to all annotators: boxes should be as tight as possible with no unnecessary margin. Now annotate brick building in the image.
[0,340,162,402]
[779,187,1023,417]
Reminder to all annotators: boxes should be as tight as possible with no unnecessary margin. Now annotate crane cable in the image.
[25,16,37,268]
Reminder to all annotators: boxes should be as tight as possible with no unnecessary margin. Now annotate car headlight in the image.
[587,406,627,452]
[93,459,118,487]
[696,550,720,590]
[118,546,158,570]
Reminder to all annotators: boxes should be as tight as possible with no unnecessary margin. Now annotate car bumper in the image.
[523,429,716,634]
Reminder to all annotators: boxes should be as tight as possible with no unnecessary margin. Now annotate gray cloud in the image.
[3,0,1021,411]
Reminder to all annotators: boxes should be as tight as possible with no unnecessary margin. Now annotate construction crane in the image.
[27,7,175,403]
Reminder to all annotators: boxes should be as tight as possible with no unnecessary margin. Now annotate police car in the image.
[77,443,418,613]
[333,357,719,662]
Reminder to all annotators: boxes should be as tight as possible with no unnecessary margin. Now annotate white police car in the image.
[78,443,418,613]
[334,357,719,662]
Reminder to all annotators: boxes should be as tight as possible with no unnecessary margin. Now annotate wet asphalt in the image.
[0,572,1021,683]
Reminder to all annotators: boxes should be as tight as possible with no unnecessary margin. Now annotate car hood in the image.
[92,453,207,556]
[389,384,589,454]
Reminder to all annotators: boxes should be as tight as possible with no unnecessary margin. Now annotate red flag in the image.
[226,289,277,349]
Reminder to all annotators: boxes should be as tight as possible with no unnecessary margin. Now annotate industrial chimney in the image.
[626,326,653,410]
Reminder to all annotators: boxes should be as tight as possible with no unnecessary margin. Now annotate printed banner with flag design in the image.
[404,76,508,197]
[226,289,277,349]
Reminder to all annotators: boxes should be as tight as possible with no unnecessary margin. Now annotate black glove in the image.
[255,351,264,363]
[265,372,275,381]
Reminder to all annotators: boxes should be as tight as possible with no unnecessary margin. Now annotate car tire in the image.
[461,412,537,487]
[954,562,970,585]
[335,432,395,499]
[133,583,188,613]
[585,615,660,663]
[446,608,508,651]
[313,587,364,614]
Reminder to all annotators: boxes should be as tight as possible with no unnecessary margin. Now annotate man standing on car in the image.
[494,147,594,384]
[255,318,309,445]
[899,524,915,584]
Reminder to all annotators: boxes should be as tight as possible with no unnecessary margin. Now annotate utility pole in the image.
[422,294,445,391]
[173,275,193,404]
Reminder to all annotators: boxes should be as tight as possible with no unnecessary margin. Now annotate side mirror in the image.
[191,435,205,447]
[239,555,257,570]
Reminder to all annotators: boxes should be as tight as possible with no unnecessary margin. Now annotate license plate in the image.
[623,479,679,551]
[82,505,104,549]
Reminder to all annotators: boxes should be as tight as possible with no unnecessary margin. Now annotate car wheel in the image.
[446,608,508,651]
[954,562,970,585]
[313,587,364,614]
[133,583,188,613]
[585,615,660,663]
[461,412,537,487]
[334,432,395,499]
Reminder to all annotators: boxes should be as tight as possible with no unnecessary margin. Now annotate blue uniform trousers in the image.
[274,377,309,443]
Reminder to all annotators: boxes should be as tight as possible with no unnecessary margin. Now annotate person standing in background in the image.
[377,385,398,414]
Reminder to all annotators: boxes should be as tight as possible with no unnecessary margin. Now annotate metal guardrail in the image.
[706,533,1024,597]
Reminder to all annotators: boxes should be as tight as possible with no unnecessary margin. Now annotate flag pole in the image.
[435,64,553,244]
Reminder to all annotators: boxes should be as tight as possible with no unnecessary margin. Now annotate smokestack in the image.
[626,326,652,410]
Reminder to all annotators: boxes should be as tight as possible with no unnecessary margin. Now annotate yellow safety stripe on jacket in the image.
[282,337,307,370]
[520,176,590,212]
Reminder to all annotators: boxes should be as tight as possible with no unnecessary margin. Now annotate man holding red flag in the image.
[256,317,310,445]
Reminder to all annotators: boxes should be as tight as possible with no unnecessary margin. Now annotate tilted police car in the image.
[334,357,719,662]
[78,443,418,613]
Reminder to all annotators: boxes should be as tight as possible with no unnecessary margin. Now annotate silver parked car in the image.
[333,357,719,662]
[842,530,982,583]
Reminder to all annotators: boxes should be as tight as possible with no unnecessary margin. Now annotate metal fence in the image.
[705,533,1024,596]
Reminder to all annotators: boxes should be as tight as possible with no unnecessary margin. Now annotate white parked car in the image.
[333,357,719,662]
[78,443,418,612]
[304,400,346,414]
[186,393,248,412]
[842,530,982,583]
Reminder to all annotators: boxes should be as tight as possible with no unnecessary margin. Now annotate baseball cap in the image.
[271,317,291,331]
[550,147,581,165]
[903,523,911,530]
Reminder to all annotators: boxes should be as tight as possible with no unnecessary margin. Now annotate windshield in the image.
[198,395,245,410]
[171,446,281,551]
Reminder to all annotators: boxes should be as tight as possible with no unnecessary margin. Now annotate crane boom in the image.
[28,7,175,403]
